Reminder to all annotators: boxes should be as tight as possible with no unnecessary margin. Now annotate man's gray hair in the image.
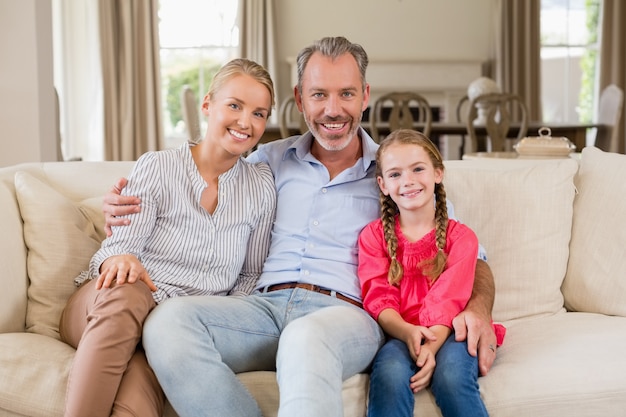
[295,36,369,94]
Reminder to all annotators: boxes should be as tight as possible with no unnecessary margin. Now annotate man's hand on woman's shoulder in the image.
[102,177,141,236]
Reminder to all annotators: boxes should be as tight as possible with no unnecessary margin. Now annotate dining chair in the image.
[278,97,308,138]
[455,94,470,157]
[54,87,64,161]
[456,94,470,124]
[181,85,202,143]
[54,87,82,161]
[466,92,529,153]
[594,84,624,153]
[369,91,432,143]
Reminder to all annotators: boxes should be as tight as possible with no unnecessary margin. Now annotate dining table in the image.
[259,120,601,156]
[426,121,600,154]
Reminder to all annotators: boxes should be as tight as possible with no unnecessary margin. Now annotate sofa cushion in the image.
[0,176,28,334]
[14,171,106,339]
[0,331,369,417]
[0,332,74,417]
[562,147,626,316]
[443,158,579,322]
[479,312,626,416]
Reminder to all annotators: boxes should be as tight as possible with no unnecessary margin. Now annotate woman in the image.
[59,58,277,417]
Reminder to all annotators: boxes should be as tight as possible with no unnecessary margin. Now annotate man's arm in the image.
[452,259,497,376]
[102,177,141,236]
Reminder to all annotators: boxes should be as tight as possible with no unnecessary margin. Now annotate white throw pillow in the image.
[443,158,579,322]
[14,171,106,339]
[562,147,626,315]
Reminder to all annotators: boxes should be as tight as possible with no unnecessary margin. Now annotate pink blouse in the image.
[358,218,479,328]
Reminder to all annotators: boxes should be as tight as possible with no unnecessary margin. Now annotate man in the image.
[103,36,497,417]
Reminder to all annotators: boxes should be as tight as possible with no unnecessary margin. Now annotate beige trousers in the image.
[59,279,164,417]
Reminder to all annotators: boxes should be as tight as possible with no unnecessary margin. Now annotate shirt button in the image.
[321,188,327,193]
[313,220,319,226]
[303,270,310,276]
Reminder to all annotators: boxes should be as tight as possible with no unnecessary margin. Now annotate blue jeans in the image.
[142,288,384,417]
[368,335,488,417]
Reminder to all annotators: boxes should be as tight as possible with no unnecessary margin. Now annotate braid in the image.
[432,182,449,281]
[434,183,449,251]
[417,182,449,283]
[380,193,403,285]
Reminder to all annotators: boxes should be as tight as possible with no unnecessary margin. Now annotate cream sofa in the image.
[1,146,626,417]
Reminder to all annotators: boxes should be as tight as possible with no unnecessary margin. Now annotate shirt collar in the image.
[284,127,378,172]
[185,141,242,184]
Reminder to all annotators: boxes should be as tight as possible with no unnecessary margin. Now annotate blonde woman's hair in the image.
[208,58,275,117]
[375,129,449,286]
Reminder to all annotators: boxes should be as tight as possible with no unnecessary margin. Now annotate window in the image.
[540,0,601,124]
[158,0,239,149]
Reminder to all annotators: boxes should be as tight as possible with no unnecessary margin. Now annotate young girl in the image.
[358,129,503,417]
[59,58,277,417]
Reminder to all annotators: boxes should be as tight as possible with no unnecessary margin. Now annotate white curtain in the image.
[52,0,104,161]
[54,0,163,162]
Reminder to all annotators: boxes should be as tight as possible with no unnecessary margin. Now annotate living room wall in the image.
[273,0,496,103]
[0,0,57,167]
[0,0,496,165]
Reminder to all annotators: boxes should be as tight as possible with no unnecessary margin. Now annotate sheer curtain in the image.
[238,0,280,115]
[598,0,626,153]
[52,0,103,161]
[99,0,163,161]
[495,0,542,122]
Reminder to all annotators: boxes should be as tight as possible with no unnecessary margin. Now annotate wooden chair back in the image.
[595,84,624,153]
[455,94,470,157]
[466,93,528,153]
[181,86,202,143]
[370,92,432,143]
[278,97,308,138]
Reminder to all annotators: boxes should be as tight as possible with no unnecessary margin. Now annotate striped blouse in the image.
[89,143,276,303]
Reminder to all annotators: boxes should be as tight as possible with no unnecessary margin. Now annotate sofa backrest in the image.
[562,147,626,317]
[3,150,624,338]
[443,157,579,322]
[0,166,29,333]
[0,161,134,335]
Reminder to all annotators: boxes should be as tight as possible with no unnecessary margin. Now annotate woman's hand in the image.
[96,254,157,292]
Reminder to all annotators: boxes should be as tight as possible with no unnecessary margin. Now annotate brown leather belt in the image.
[265,282,363,309]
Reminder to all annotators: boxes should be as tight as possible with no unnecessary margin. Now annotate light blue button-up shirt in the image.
[247,129,379,300]
[247,128,486,301]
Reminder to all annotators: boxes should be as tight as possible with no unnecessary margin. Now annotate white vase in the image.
[467,77,501,125]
